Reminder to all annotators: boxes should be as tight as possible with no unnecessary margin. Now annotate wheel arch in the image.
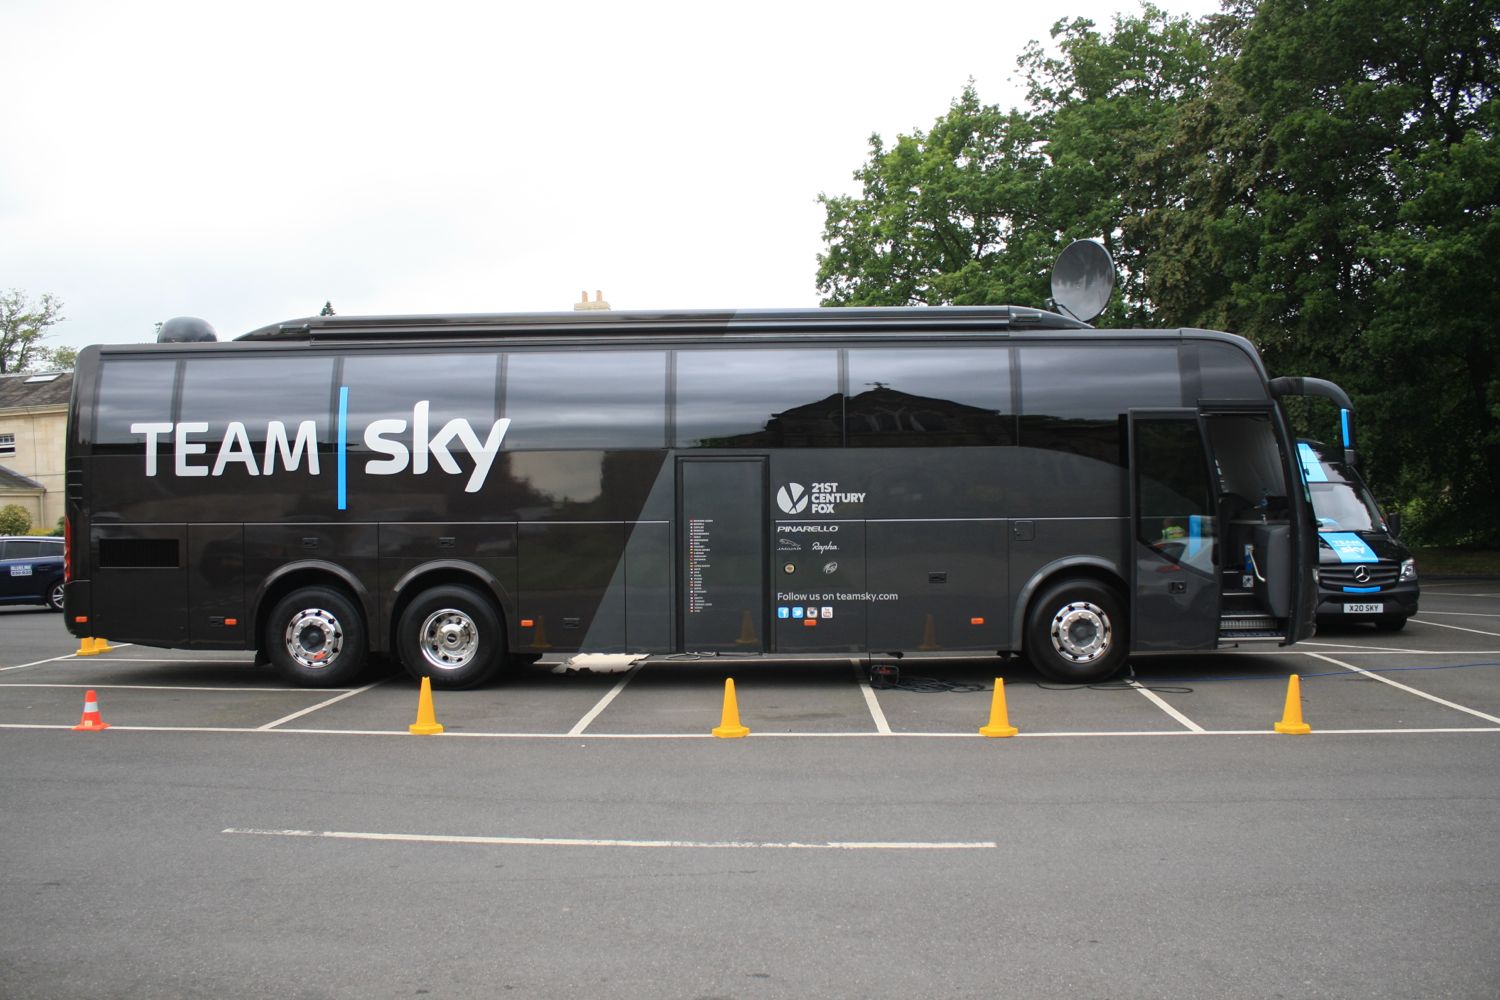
[388,561,512,657]
[1011,557,1128,652]
[253,561,374,652]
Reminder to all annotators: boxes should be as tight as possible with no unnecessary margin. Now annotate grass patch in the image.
[1410,547,1500,577]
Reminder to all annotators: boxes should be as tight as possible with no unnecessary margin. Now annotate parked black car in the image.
[1298,440,1419,631]
[0,536,65,611]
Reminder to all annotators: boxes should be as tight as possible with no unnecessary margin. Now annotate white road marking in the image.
[853,660,892,735]
[0,654,89,673]
[1305,652,1500,725]
[222,827,998,850]
[1409,618,1500,638]
[259,680,387,729]
[1127,679,1205,732]
[567,662,644,736]
[1418,610,1500,619]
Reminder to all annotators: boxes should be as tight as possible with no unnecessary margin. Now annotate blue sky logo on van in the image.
[129,395,512,511]
[1323,532,1378,564]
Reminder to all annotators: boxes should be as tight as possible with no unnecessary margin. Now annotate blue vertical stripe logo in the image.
[337,385,349,511]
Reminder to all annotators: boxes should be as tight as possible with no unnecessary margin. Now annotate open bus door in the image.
[1130,405,1309,652]
[1129,410,1220,651]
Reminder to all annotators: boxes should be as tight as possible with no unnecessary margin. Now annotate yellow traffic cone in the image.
[1273,674,1312,734]
[408,676,445,735]
[919,614,941,651]
[979,678,1019,738]
[711,678,750,738]
[76,636,98,656]
[734,611,758,646]
[93,637,113,653]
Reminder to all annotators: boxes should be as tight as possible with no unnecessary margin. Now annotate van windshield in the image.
[1299,442,1383,532]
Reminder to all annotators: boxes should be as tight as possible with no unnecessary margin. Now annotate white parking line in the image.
[567,662,645,736]
[0,682,331,692]
[853,660,893,734]
[0,654,90,673]
[258,679,388,730]
[1305,652,1500,725]
[223,827,998,850]
[1127,679,1205,732]
[1419,610,1500,619]
[1409,618,1500,638]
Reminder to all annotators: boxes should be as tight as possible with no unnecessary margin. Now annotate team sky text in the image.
[130,402,511,494]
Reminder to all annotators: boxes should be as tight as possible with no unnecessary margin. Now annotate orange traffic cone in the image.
[408,676,445,735]
[711,678,750,738]
[979,678,1019,738]
[72,689,110,731]
[1273,674,1312,734]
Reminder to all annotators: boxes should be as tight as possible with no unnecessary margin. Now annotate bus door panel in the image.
[866,519,1007,652]
[90,523,188,644]
[1201,406,1301,635]
[773,520,866,652]
[1128,411,1220,652]
[677,458,767,653]
[188,523,244,648]
[518,522,626,653]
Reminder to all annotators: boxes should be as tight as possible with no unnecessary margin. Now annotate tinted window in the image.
[95,360,178,445]
[1020,345,1182,464]
[181,356,336,443]
[504,351,666,449]
[846,347,1013,446]
[342,353,500,454]
[675,349,840,448]
[4,539,58,559]
[1198,341,1266,399]
[1135,417,1215,572]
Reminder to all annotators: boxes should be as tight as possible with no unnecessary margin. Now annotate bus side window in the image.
[674,349,840,448]
[845,346,1014,447]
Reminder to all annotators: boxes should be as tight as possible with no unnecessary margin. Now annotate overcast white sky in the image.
[2,0,1221,349]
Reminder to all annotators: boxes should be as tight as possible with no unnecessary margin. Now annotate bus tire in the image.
[397,585,504,689]
[265,586,368,688]
[1024,579,1127,684]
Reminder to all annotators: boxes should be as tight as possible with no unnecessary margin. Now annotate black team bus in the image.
[62,254,1358,689]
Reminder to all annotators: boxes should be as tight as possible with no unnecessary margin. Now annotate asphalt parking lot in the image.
[4,582,1499,998]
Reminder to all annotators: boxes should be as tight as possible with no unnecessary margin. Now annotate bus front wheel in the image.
[397,585,504,689]
[1025,579,1127,684]
[265,586,369,688]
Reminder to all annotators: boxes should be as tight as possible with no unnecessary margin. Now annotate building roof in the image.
[0,371,73,410]
[0,464,45,491]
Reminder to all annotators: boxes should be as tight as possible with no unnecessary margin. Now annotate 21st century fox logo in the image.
[777,482,867,515]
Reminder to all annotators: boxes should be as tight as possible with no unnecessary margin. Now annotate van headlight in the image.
[1400,558,1417,582]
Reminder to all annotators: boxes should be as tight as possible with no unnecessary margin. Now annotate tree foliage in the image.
[0,290,65,374]
[817,0,1500,545]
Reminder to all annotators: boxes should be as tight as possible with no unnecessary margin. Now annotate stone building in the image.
[0,371,71,531]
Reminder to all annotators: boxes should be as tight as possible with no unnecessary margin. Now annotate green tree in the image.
[0,290,65,374]
[0,504,32,536]
[320,301,336,316]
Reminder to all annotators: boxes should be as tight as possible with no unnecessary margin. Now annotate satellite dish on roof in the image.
[157,317,218,343]
[1049,240,1115,325]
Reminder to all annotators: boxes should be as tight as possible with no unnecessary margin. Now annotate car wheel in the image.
[45,579,65,611]
[1374,616,1407,632]
[397,584,504,689]
[1025,579,1128,684]
[264,586,368,687]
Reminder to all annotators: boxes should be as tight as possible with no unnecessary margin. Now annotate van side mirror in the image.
[1385,509,1402,538]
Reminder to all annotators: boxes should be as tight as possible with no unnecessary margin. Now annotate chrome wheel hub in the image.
[285,608,344,670]
[1049,601,1111,663]
[417,608,480,672]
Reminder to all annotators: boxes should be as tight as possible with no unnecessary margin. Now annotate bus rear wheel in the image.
[397,585,504,689]
[1025,579,1127,684]
[265,586,369,687]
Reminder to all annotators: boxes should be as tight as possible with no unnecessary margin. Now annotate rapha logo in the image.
[776,483,809,514]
